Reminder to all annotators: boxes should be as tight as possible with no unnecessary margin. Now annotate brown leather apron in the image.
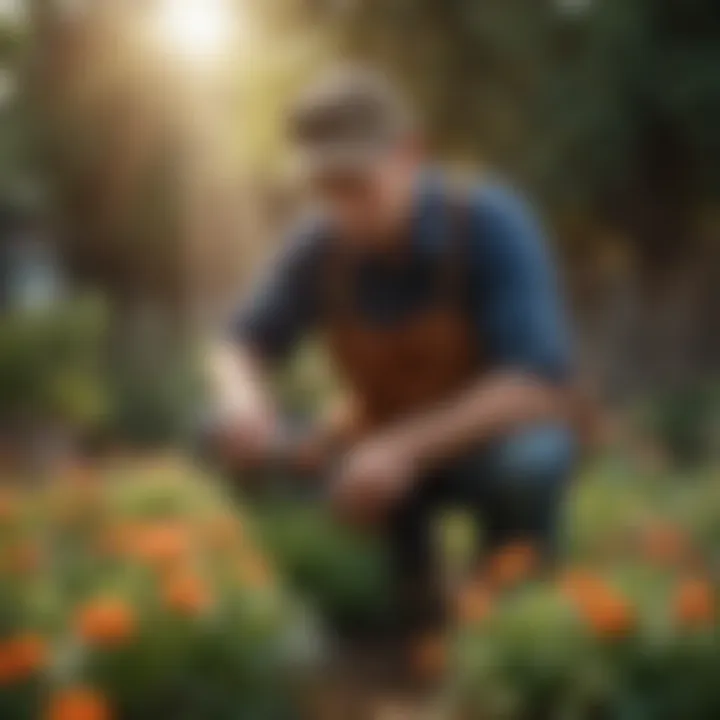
[321,196,483,442]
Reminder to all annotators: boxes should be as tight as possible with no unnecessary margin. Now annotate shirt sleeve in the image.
[468,184,573,382]
[229,221,323,363]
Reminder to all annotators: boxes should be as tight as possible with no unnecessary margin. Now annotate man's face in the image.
[308,144,420,246]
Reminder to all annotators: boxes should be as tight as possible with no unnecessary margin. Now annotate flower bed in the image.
[0,459,309,720]
[446,466,720,719]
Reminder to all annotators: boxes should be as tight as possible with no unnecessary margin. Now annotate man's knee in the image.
[486,424,576,495]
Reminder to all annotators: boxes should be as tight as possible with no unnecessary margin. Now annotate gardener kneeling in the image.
[206,66,577,641]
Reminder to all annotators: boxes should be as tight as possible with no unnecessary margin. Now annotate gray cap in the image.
[288,65,416,176]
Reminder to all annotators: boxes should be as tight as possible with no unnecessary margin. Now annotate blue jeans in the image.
[387,423,576,592]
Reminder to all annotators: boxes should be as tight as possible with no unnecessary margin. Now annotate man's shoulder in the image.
[461,177,547,265]
[467,178,539,232]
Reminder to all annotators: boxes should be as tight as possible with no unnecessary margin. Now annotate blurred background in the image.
[0,1,718,718]
[1,0,718,462]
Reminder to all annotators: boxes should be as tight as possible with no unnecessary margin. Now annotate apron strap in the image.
[440,184,474,305]
[323,183,475,317]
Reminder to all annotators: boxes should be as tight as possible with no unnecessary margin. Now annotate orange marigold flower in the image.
[5,542,43,575]
[12,633,48,677]
[558,568,607,605]
[74,598,136,647]
[0,488,18,523]
[132,523,192,568]
[559,568,635,639]
[46,687,112,720]
[0,633,48,683]
[576,587,635,639]
[640,521,689,566]
[96,523,139,558]
[52,469,103,526]
[488,542,537,588]
[162,572,212,616]
[203,515,243,550]
[456,583,493,625]
[673,578,715,628]
[411,633,448,681]
[0,649,13,684]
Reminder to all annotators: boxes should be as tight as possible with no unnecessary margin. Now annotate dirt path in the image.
[303,640,447,720]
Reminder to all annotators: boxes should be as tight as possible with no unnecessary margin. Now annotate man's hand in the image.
[332,434,421,525]
[211,407,278,470]
[206,343,279,470]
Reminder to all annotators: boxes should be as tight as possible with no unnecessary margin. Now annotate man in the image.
[208,67,576,636]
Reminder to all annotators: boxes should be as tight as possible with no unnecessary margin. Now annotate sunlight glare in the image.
[156,0,237,64]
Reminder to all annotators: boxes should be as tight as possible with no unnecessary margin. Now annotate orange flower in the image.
[46,687,111,720]
[0,488,18,523]
[559,568,607,605]
[411,633,448,681]
[456,583,493,625]
[74,598,136,647]
[12,633,48,677]
[565,577,635,639]
[488,542,537,588]
[202,515,243,550]
[52,468,103,526]
[640,521,688,566]
[4,542,43,575]
[0,633,48,684]
[131,522,192,569]
[559,568,636,638]
[97,523,139,558]
[586,594,634,639]
[673,578,715,628]
[162,572,212,616]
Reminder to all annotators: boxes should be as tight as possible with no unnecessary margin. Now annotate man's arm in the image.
[381,372,569,470]
[205,341,278,464]
[205,224,323,466]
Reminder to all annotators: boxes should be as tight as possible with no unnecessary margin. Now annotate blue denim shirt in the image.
[232,174,572,382]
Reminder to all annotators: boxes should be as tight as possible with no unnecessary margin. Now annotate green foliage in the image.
[449,459,720,719]
[0,296,109,429]
[273,342,339,416]
[254,501,391,633]
[106,355,203,449]
[643,382,720,468]
[0,460,307,720]
[308,0,720,210]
